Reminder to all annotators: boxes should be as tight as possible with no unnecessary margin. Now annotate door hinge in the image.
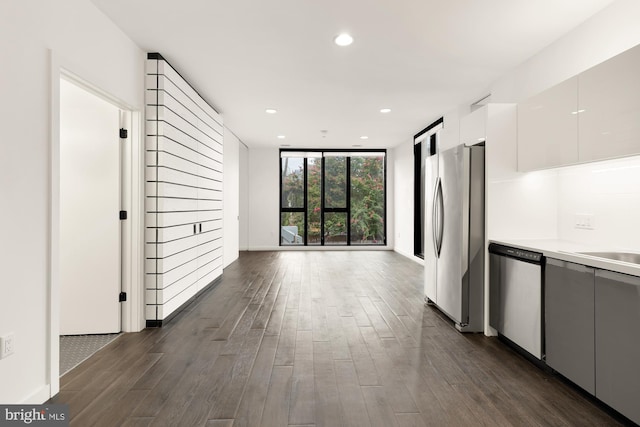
[119,292,127,302]
[119,210,127,220]
[119,128,128,139]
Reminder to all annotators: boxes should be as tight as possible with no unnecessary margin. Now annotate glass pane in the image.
[350,156,385,244]
[307,157,322,245]
[324,156,347,208]
[281,157,304,208]
[324,212,347,245]
[281,212,304,245]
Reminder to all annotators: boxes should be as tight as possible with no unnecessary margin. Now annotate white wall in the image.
[385,150,395,250]
[557,156,640,251]
[239,143,249,251]
[484,0,640,242]
[485,104,559,241]
[492,0,640,103]
[391,140,416,260]
[486,134,640,252]
[0,0,144,403]
[247,148,281,250]
[223,127,240,266]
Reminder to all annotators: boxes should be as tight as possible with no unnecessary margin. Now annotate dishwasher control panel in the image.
[488,243,543,264]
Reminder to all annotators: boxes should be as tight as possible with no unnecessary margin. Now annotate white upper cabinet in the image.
[438,119,458,151]
[517,43,640,171]
[578,44,640,162]
[460,107,487,146]
[517,77,578,172]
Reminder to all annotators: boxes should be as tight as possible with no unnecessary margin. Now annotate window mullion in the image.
[304,156,308,246]
[383,153,388,245]
[320,156,325,246]
[346,156,351,246]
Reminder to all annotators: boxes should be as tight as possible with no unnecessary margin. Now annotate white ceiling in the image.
[92,0,614,149]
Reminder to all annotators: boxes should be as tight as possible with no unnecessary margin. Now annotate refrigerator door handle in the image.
[432,177,441,257]
[436,178,444,257]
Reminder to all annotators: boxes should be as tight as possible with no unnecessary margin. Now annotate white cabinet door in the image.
[460,107,486,146]
[196,117,224,291]
[517,76,579,171]
[579,45,640,162]
[595,269,640,425]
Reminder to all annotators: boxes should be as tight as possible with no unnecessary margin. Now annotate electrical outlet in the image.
[575,213,595,230]
[0,333,15,359]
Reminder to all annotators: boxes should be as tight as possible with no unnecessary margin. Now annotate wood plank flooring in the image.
[50,251,622,426]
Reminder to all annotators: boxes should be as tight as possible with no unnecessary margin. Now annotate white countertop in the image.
[489,239,640,277]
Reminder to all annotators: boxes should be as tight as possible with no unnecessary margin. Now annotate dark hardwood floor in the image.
[51,251,622,426]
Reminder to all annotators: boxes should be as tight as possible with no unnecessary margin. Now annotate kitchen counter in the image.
[489,239,640,277]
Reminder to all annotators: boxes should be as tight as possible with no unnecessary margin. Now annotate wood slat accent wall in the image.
[145,53,224,324]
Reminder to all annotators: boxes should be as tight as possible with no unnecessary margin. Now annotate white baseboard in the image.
[485,325,498,337]
[248,245,393,251]
[393,248,424,265]
[21,384,51,404]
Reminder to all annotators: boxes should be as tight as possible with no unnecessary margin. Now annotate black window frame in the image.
[280,155,309,244]
[279,148,387,247]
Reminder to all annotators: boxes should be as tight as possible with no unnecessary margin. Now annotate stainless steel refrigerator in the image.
[424,138,485,332]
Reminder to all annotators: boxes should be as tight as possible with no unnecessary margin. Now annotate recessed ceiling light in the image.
[280,144,291,147]
[277,135,286,139]
[352,144,363,147]
[334,33,354,47]
[360,136,369,140]
[265,108,277,114]
[380,108,391,113]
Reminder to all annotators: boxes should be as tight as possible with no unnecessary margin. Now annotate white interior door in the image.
[59,78,121,335]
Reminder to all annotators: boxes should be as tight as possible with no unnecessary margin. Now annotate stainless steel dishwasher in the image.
[489,243,545,359]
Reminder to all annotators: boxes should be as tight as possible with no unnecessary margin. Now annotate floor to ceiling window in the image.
[280,150,386,246]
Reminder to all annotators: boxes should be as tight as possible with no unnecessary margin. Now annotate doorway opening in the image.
[49,62,144,394]
[414,118,443,258]
[49,55,144,398]
[58,76,125,374]
[59,333,120,376]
